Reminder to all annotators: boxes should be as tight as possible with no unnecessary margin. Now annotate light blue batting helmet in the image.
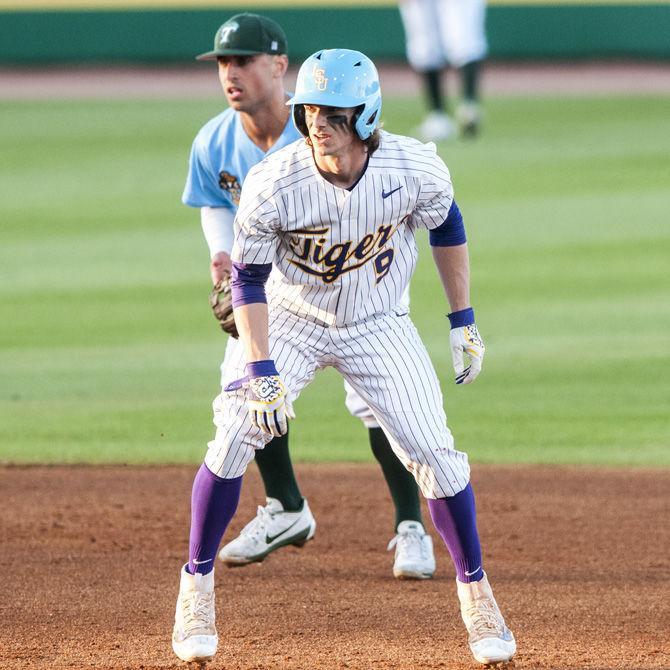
[287,48,382,140]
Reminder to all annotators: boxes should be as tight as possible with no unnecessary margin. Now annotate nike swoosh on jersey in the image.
[381,186,403,199]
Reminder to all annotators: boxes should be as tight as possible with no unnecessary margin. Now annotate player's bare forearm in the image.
[432,243,471,312]
[233,302,270,363]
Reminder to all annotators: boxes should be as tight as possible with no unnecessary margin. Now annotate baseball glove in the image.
[209,275,238,338]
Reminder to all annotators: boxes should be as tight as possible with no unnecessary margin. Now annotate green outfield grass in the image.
[1,94,668,466]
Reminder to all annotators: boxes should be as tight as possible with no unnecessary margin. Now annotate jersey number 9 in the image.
[374,248,394,284]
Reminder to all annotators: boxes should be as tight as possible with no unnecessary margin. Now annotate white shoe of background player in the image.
[387,520,436,579]
[172,564,218,662]
[456,100,482,137]
[218,497,316,565]
[415,111,457,142]
[457,573,516,665]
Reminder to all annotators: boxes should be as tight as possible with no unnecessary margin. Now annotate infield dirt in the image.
[1,463,668,669]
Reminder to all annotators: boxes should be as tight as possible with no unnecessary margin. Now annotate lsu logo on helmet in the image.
[313,66,328,91]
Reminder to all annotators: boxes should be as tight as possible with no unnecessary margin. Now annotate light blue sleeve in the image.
[181,137,235,210]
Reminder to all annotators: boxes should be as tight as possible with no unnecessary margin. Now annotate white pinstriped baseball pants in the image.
[220,352,379,428]
[205,308,471,499]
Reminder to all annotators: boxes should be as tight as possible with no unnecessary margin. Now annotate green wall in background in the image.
[1,4,669,63]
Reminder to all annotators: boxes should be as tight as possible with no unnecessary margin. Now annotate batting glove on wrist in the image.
[224,360,294,437]
[448,308,485,385]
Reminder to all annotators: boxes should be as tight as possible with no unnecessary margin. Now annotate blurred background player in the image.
[399,0,487,140]
[182,12,436,580]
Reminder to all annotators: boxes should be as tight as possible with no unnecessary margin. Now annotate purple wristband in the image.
[245,359,278,378]
[447,307,475,329]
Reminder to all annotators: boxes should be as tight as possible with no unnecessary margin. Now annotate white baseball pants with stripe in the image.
[399,0,488,70]
[205,308,471,499]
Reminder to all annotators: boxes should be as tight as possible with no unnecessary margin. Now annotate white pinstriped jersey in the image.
[232,130,454,326]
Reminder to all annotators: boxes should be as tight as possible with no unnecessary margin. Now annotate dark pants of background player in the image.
[255,425,423,530]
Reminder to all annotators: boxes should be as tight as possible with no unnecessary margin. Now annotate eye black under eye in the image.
[326,114,348,125]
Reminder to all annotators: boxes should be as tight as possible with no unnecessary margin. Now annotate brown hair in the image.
[363,128,381,155]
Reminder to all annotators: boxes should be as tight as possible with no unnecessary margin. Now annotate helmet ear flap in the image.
[292,103,309,138]
[351,105,364,135]
[352,103,380,140]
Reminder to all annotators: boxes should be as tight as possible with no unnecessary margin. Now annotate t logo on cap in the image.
[195,12,288,61]
[219,22,239,45]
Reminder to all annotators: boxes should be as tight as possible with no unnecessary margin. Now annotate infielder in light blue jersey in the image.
[180,12,436,593]
[172,46,516,668]
[183,90,298,213]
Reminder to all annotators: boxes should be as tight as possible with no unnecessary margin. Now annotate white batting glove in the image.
[448,308,485,385]
[224,360,295,437]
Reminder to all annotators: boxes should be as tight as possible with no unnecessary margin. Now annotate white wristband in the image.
[200,206,235,258]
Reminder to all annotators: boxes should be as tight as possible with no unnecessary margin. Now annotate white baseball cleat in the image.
[415,111,457,142]
[387,520,436,580]
[456,101,482,138]
[218,497,316,566]
[457,573,516,665]
[172,564,218,663]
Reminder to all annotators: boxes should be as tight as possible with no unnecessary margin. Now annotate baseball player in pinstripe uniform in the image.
[172,48,516,666]
[184,13,436,582]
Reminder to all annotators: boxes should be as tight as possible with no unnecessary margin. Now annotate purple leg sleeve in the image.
[188,463,243,575]
[427,482,483,583]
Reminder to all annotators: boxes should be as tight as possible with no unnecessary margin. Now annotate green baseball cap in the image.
[196,13,288,61]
